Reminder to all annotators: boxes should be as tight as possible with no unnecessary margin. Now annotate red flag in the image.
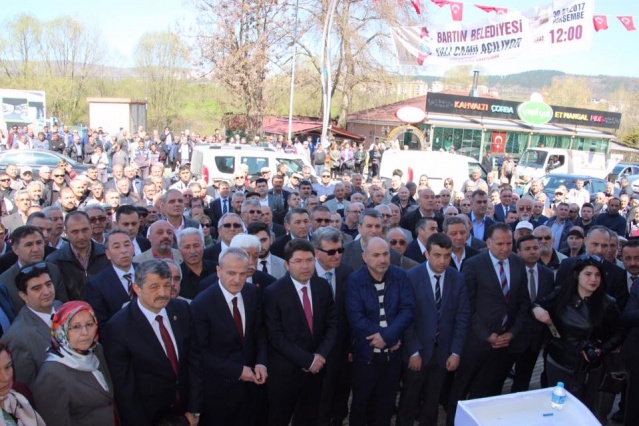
[491,132,507,154]
[431,0,450,7]
[475,5,508,15]
[410,0,421,14]
[617,16,636,31]
[593,15,609,32]
[450,2,463,21]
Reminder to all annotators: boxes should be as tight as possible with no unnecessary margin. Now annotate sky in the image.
[3,0,639,77]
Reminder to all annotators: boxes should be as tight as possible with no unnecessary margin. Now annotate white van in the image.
[379,150,486,193]
[190,144,316,184]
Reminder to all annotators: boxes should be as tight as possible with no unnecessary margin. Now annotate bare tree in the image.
[0,14,42,82]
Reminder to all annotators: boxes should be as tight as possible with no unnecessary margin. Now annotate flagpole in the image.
[287,0,300,142]
[321,0,339,146]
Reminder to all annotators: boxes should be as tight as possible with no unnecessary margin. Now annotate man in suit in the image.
[468,190,496,241]
[46,211,111,300]
[555,225,628,310]
[510,234,555,392]
[248,222,287,279]
[262,239,337,426]
[202,213,244,264]
[399,233,471,426]
[323,183,349,215]
[207,180,232,225]
[103,259,200,425]
[133,220,184,264]
[115,204,151,256]
[312,227,354,426]
[342,209,418,271]
[259,205,286,239]
[1,189,29,233]
[177,228,217,301]
[1,263,62,388]
[190,248,267,426]
[493,187,517,223]
[346,237,415,426]
[161,189,201,236]
[404,217,439,264]
[270,208,310,259]
[621,247,639,426]
[0,225,68,314]
[545,202,574,251]
[255,178,284,214]
[444,216,480,271]
[447,223,531,425]
[399,188,443,239]
[86,229,136,336]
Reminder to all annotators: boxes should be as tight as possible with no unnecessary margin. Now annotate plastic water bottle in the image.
[550,382,566,410]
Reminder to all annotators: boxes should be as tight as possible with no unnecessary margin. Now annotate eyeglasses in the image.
[68,322,97,332]
[537,236,552,240]
[0,179,9,182]
[89,216,107,223]
[316,247,345,256]
[569,210,578,213]
[314,218,332,224]
[347,210,362,214]
[244,210,261,215]
[201,223,211,228]
[139,213,148,218]
[389,239,407,246]
[380,214,392,219]
[518,206,532,211]
[322,175,330,178]
[222,223,243,229]
[53,174,65,178]
[234,176,245,179]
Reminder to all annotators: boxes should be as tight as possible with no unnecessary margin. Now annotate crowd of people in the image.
[0,125,638,426]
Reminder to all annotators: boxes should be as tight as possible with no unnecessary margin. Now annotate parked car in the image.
[609,163,639,186]
[526,173,618,203]
[0,149,107,178]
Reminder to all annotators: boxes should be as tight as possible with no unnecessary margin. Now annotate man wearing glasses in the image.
[84,204,109,245]
[203,213,244,264]
[341,203,364,239]
[533,225,567,274]
[313,172,334,202]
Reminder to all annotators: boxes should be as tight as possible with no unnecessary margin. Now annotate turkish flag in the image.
[593,15,609,32]
[410,0,421,14]
[450,2,464,21]
[618,16,636,31]
[475,5,508,14]
[431,0,450,7]
[491,132,507,154]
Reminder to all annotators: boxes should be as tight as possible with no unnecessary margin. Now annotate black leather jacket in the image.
[539,291,624,370]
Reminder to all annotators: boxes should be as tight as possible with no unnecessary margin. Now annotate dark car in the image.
[536,173,618,202]
[0,149,108,178]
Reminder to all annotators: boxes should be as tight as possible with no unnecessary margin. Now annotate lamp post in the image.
[287,0,300,142]
[320,0,340,147]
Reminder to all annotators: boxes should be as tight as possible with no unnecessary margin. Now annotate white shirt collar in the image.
[137,298,168,324]
[425,261,445,282]
[218,280,242,305]
[28,306,55,327]
[489,251,508,267]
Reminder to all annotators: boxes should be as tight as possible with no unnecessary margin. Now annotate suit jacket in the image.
[0,262,69,315]
[463,252,531,353]
[555,256,628,310]
[323,198,350,215]
[189,282,267,414]
[86,264,136,337]
[0,244,57,276]
[199,270,276,294]
[524,264,555,353]
[208,197,233,226]
[493,203,516,223]
[103,299,198,426]
[621,281,639,358]
[399,209,443,239]
[341,240,417,272]
[268,189,290,206]
[405,265,471,368]
[135,236,151,253]
[132,248,184,264]
[450,246,480,272]
[264,255,287,280]
[544,218,574,250]
[262,274,337,374]
[468,214,496,241]
[33,344,115,426]
[265,194,284,213]
[270,234,292,259]
[202,242,223,264]
[468,237,487,251]
[0,301,62,388]
[404,240,426,264]
[271,223,286,239]
[0,285,14,332]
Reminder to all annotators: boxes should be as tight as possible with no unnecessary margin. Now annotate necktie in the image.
[222,198,228,214]
[630,276,638,292]
[528,268,537,302]
[232,297,244,341]
[261,260,268,274]
[434,275,442,317]
[155,316,179,376]
[325,271,334,300]
[498,261,510,331]
[123,274,133,299]
[301,287,313,335]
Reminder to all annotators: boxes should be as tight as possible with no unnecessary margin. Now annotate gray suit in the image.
[268,255,287,279]
[1,301,63,388]
[323,198,350,214]
[132,248,183,264]
[341,240,418,272]
[0,262,69,315]
[34,344,115,426]
[266,194,285,213]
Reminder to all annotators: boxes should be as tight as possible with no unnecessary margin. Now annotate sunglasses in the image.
[139,213,148,218]
[317,247,345,256]
[89,216,107,223]
[518,206,532,211]
[244,210,261,215]
[578,254,603,264]
[201,223,211,228]
[389,239,407,246]
[16,262,48,283]
[53,174,65,178]
[0,179,9,182]
[537,236,552,240]
[314,218,332,224]
[222,223,243,229]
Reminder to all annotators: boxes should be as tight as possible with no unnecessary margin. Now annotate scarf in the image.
[0,390,44,426]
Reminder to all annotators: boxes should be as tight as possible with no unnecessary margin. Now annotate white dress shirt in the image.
[292,277,313,314]
[137,299,179,360]
[28,307,55,327]
[219,282,245,335]
[489,251,510,288]
[315,261,335,298]
[113,265,136,295]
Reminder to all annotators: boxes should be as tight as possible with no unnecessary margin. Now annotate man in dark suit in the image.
[555,225,628,310]
[468,189,496,241]
[190,248,267,426]
[545,202,574,252]
[203,213,244,264]
[399,233,470,426]
[447,223,531,426]
[621,273,639,426]
[103,259,200,426]
[493,188,517,223]
[208,180,233,225]
[311,227,354,426]
[255,178,284,214]
[177,228,217,300]
[86,229,136,336]
[262,239,337,426]
[114,204,151,256]
[0,285,14,338]
[510,234,555,392]
[270,208,310,259]
[403,217,439,264]
[444,216,480,272]
[399,188,443,239]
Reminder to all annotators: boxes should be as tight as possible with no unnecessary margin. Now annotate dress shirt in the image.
[315,261,335,297]
[470,212,486,241]
[132,238,142,256]
[417,239,427,257]
[260,254,273,275]
[426,261,445,300]
[219,282,245,335]
[28,307,55,327]
[488,251,510,289]
[137,299,179,360]
[292,277,313,314]
[451,249,466,270]
[113,265,136,295]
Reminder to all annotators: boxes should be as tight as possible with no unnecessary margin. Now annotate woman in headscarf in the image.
[33,301,116,426]
[0,343,43,425]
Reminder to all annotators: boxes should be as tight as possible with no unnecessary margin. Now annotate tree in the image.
[0,14,42,83]
[541,76,594,108]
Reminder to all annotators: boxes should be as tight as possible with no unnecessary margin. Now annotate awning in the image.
[262,120,365,141]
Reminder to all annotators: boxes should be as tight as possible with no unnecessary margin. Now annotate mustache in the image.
[154,296,170,303]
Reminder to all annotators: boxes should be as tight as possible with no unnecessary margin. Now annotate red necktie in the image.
[156,315,179,376]
[232,297,244,341]
[302,287,313,335]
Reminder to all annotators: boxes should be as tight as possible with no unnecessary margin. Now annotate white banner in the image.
[391,0,594,66]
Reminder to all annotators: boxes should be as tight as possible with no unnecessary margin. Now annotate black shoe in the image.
[611,409,624,423]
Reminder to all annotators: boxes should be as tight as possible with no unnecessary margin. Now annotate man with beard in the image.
[532,225,567,274]
[177,228,217,300]
[247,222,286,279]
[133,220,183,263]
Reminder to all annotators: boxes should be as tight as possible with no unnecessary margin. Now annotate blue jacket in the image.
[345,265,415,363]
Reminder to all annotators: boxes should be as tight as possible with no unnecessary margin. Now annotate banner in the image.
[391,0,594,65]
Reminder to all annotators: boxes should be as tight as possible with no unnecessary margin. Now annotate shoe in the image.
[611,410,624,423]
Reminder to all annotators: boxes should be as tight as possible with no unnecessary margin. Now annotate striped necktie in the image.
[498,261,509,330]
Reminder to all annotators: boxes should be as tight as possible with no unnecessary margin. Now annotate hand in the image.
[254,365,268,385]
[240,366,256,382]
[408,354,422,371]
[492,333,513,349]
[532,307,552,325]
[306,354,326,374]
[366,333,387,349]
[185,413,199,426]
[446,354,460,372]
[486,333,500,345]
[390,339,402,352]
